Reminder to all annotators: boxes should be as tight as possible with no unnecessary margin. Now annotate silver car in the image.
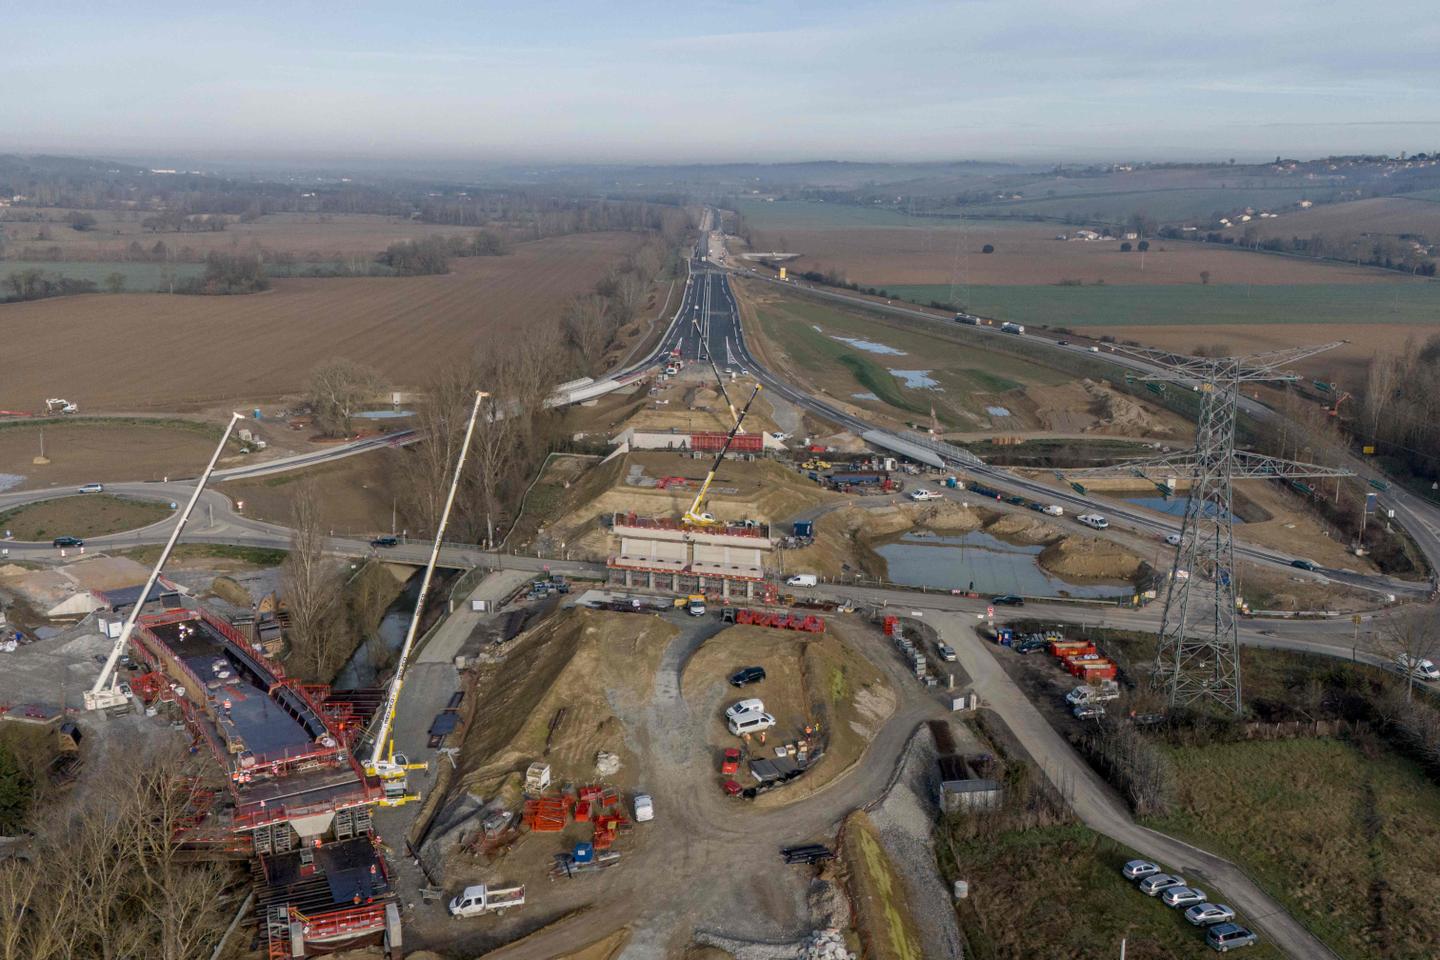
[1137,873,1187,896]
[1121,859,1160,881]
[1185,903,1237,926]
[1162,886,1208,908]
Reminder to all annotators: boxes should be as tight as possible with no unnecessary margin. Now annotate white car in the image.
[1041,504,1064,517]
[78,483,104,494]
[1122,859,1161,881]
[1078,513,1109,530]
[633,794,654,822]
[909,489,940,502]
[1165,533,1182,546]
[1066,681,1119,705]
[725,698,765,721]
[1138,873,1188,896]
[1395,654,1440,682]
[1185,903,1237,926]
[1162,886,1208,909]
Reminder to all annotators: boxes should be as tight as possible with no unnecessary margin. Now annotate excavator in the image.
[682,382,761,527]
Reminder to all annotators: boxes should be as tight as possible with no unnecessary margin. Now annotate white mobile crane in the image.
[682,383,761,527]
[365,390,487,804]
[86,413,244,711]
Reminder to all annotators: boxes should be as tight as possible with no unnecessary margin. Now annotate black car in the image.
[1005,495,1026,506]
[52,536,84,548]
[1290,558,1317,571]
[729,666,767,687]
[370,536,399,548]
[991,594,1025,607]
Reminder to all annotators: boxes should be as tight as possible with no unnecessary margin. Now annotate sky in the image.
[6,0,1439,165]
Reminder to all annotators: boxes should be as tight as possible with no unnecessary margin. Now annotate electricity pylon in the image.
[1069,343,1351,713]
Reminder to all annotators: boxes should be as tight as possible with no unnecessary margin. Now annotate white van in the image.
[725,698,765,721]
[727,711,776,737]
[1041,504,1063,517]
[1077,514,1109,530]
[786,574,818,587]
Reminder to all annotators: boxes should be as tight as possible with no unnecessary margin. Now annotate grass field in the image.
[766,221,1397,288]
[0,420,223,491]
[745,283,1066,428]
[883,282,1440,328]
[217,450,403,536]
[0,494,171,540]
[1,210,483,262]
[947,823,1283,960]
[118,543,287,567]
[1220,196,1440,243]
[0,231,641,410]
[0,260,204,296]
[1146,738,1440,960]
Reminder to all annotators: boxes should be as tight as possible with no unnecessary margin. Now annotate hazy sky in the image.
[7,1,1439,163]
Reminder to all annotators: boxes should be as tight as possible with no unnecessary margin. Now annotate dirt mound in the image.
[1039,535,1143,580]
[984,512,1062,544]
[458,608,676,795]
[1091,384,1178,437]
[682,621,893,807]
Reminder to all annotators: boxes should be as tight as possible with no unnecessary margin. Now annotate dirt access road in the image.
[407,613,949,960]
[932,611,1340,960]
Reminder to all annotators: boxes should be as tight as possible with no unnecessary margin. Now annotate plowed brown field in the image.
[0,232,640,411]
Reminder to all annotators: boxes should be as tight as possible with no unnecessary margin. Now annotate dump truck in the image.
[448,884,526,918]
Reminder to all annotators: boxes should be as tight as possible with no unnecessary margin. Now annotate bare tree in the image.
[1380,606,1440,700]
[308,358,383,437]
[408,360,482,537]
[281,480,345,681]
[1361,349,1403,443]
[563,295,613,374]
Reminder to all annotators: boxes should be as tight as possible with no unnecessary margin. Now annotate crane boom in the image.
[683,383,761,525]
[366,389,487,772]
[85,412,244,711]
[708,358,741,429]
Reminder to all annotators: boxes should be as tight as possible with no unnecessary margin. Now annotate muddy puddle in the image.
[874,530,1131,599]
[1126,496,1245,524]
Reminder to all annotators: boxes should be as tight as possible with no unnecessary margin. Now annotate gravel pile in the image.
[801,928,855,960]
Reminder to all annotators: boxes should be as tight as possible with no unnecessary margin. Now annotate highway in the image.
[681,243,1428,602]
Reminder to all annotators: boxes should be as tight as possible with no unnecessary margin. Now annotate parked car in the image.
[1067,681,1119,705]
[725,698,765,721]
[370,536,399,548]
[78,483,104,494]
[937,643,957,662]
[1072,703,1106,720]
[633,794,654,822]
[1205,923,1259,952]
[1394,654,1440,682]
[1290,558,1317,572]
[1016,637,1050,655]
[908,488,940,502]
[729,666,767,688]
[52,536,84,548]
[1165,533,1182,545]
[1185,903,1237,926]
[720,748,741,774]
[991,594,1025,607]
[786,574,818,587]
[1162,886,1208,908]
[1138,873,1187,896]
[1122,859,1161,881]
[727,711,776,737]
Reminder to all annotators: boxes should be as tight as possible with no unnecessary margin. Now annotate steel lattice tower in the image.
[1068,343,1350,713]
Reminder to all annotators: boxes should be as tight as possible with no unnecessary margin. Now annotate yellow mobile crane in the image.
[366,389,487,805]
[682,382,761,526]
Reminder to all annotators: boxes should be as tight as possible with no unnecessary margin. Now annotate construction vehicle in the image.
[448,883,526,918]
[682,383,761,526]
[365,390,487,805]
[1327,391,1351,417]
[45,398,78,414]
[802,459,832,470]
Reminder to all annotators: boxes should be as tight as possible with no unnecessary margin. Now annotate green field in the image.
[945,824,1283,960]
[1146,738,1440,960]
[0,260,204,295]
[955,186,1324,223]
[752,291,1063,425]
[0,495,171,541]
[880,282,1440,327]
[734,199,922,229]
